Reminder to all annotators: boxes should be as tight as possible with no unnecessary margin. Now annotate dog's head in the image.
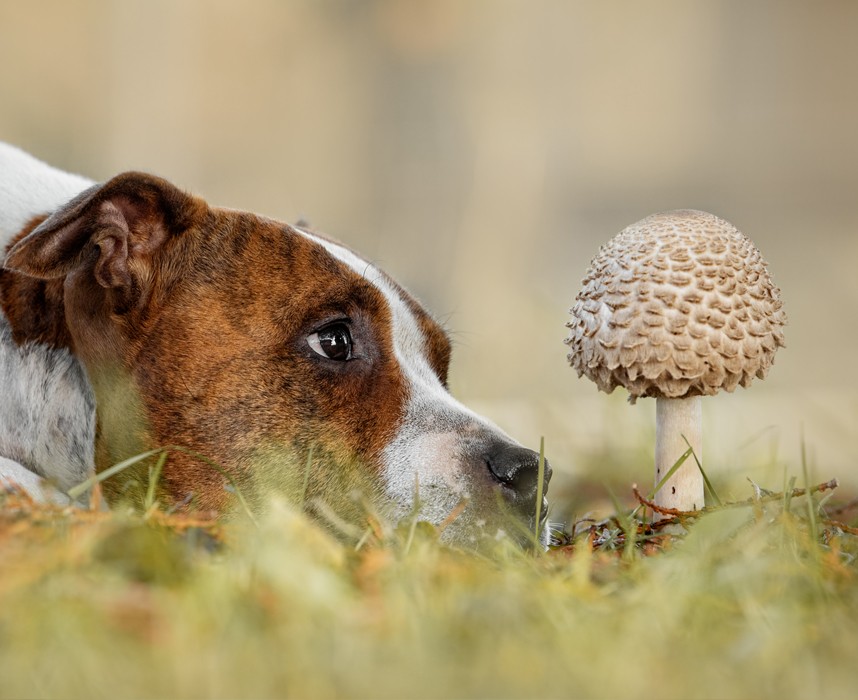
[2,172,551,545]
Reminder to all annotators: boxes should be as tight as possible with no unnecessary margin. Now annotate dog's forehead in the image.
[292,226,444,385]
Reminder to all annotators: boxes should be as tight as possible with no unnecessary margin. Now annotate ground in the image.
[1,460,857,700]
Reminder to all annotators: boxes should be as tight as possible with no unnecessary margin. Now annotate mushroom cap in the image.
[565,209,786,401]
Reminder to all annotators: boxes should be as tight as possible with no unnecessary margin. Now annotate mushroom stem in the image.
[654,396,704,518]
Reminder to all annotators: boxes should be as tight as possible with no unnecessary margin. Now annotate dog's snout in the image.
[484,442,552,510]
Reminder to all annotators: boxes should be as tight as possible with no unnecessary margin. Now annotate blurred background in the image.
[2,0,856,515]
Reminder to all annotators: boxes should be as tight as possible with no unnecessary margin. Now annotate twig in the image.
[632,485,695,518]
[633,478,839,520]
[822,518,858,536]
[826,497,858,518]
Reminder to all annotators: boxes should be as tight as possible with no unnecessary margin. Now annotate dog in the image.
[0,143,551,546]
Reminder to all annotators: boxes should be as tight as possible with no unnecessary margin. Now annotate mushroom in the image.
[565,210,786,518]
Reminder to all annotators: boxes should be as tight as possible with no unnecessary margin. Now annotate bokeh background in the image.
[2,0,856,514]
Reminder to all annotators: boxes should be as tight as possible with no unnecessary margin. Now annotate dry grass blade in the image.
[2,457,858,700]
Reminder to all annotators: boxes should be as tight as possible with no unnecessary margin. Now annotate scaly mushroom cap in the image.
[565,210,786,401]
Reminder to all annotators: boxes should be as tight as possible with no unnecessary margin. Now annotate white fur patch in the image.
[293,228,515,526]
[0,143,95,502]
[0,143,93,248]
[0,317,96,496]
[0,456,73,506]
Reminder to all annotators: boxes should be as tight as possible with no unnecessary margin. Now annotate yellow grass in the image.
[1,469,857,700]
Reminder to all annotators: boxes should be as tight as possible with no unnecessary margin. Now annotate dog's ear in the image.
[3,172,205,291]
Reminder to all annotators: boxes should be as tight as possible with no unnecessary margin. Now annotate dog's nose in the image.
[484,442,552,517]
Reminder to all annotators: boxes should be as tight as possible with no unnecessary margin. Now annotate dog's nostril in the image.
[485,455,533,494]
[484,443,552,500]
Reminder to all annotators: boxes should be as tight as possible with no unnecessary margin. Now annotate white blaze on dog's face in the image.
[0,149,551,546]
[293,230,552,544]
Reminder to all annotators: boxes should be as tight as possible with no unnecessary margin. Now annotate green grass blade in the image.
[67,447,165,501]
[610,484,638,560]
[681,434,722,506]
[68,445,257,527]
[801,432,818,546]
[783,473,797,512]
[299,445,315,511]
[648,445,692,500]
[166,445,258,527]
[144,451,168,511]
[533,436,546,546]
[403,472,422,555]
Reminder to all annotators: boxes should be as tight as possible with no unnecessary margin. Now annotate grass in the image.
[2,458,858,699]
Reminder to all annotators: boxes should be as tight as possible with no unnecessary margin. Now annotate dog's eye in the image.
[307,324,353,361]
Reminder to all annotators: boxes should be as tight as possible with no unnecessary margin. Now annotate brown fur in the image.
[1,173,447,513]
[0,216,70,348]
